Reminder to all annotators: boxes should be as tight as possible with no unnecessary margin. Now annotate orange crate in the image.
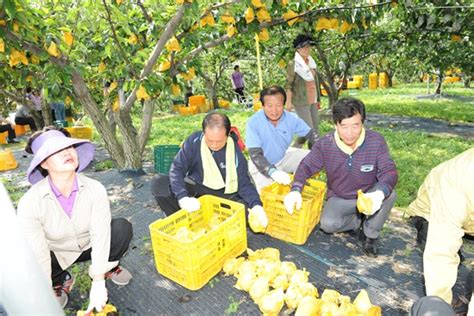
[0,131,7,145]
[261,179,326,245]
[149,195,247,290]
[0,149,18,171]
[14,124,26,136]
[178,105,199,116]
[64,127,93,140]
[189,95,206,107]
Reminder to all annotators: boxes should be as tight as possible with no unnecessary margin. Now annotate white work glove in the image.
[178,196,201,212]
[364,190,385,215]
[86,280,108,313]
[270,170,291,185]
[284,191,302,215]
[250,205,268,228]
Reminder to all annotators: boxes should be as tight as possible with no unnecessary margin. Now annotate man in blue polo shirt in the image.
[246,85,318,192]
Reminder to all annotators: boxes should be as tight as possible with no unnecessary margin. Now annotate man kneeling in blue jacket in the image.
[151,112,267,229]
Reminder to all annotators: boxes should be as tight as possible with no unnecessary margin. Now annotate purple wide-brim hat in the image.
[27,130,95,185]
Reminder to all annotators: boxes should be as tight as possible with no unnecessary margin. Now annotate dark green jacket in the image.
[285,60,321,106]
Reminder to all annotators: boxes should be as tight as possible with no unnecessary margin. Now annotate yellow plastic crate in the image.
[14,124,26,136]
[188,95,206,107]
[149,195,247,290]
[0,149,18,171]
[261,179,326,245]
[218,99,230,109]
[65,126,93,140]
[178,105,199,116]
[369,73,378,89]
[0,131,7,145]
[378,72,388,88]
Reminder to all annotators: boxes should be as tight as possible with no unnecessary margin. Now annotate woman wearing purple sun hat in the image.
[17,128,133,312]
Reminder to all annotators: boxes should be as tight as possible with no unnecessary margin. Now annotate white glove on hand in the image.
[250,205,268,228]
[364,190,385,215]
[270,170,291,185]
[284,191,302,215]
[178,196,201,212]
[86,280,107,313]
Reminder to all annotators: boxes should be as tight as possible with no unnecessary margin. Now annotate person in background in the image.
[246,85,318,192]
[231,65,246,105]
[0,115,19,143]
[184,85,194,107]
[15,104,38,132]
[17,129,133,312]
[284,97,398,257]
[50,101,66,122]
[406,148,474,311]
[26,87,43,113]
[26,88,45,129]
[150,112,268,229]
[286,34,321,149]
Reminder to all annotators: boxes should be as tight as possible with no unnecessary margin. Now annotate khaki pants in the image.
[249,147,309,193]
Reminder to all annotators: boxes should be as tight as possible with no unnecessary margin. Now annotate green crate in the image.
[154,145,180,174]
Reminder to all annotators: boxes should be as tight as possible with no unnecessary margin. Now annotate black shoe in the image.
[7,139,19,144]
[363,237,378,257]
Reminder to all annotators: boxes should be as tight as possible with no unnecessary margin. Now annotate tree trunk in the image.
[314,43,339,109]
[463,75,471,88]
[40,89,52,127]
[200,71,218,110]
[71,71,127,168]
[386,69,394,88]
[435,69,443,95]
[326,81,339,108]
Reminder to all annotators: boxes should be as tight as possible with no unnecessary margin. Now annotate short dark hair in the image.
[202,112,231,135]
[293,34,315,49]
[234,65,239,70]
[332,97,366,124]
[260,85,287,106]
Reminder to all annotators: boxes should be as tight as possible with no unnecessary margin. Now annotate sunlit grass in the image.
[337,82,474,123]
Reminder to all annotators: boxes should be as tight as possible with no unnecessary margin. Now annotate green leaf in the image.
[4,0,16,19]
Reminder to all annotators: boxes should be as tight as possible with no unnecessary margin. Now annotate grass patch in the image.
[225,295,242,315]
[94,159,114,171]
[378,128,474,206]
[339,83,474,123]
[1,175,28,206]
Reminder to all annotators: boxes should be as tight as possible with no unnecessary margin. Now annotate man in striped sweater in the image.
[284,97,398,257]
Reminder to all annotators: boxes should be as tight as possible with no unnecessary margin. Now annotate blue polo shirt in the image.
[246,110,310,165]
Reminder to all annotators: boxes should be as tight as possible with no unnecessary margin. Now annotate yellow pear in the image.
[226,25,237,37]
[171,84,181,96]
[353,289,372,314]
[136,85,151,101]
[258,28,269,41]
[47,42,60,57]
[244,7,255,24]
[295,296,321,316]
[283,10,299,26]
[356,189,373,215]
[63,31,74,46]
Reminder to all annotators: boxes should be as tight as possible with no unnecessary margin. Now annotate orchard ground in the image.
[1,83,473,315]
